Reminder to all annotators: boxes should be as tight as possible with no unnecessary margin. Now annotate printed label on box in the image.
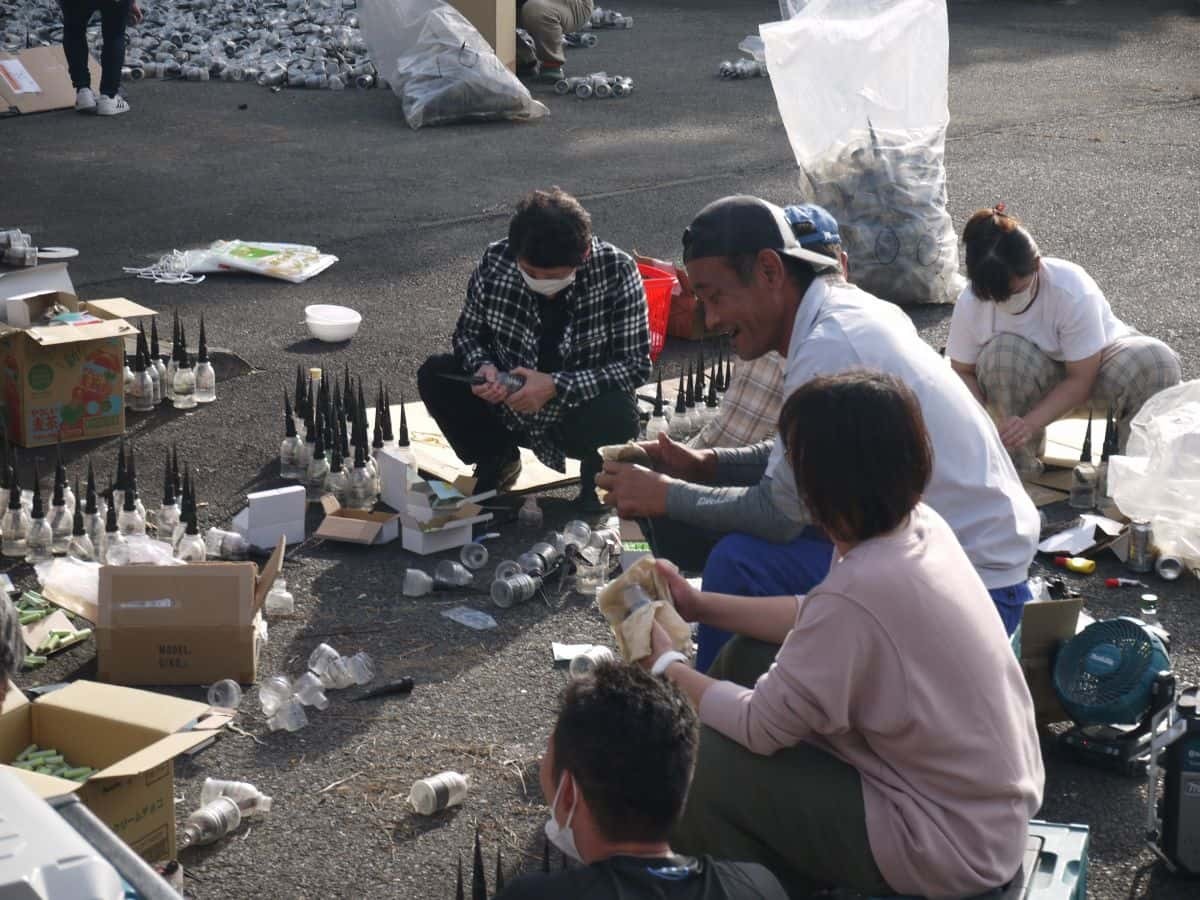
[0,58,41,94]
[120,598,174,610]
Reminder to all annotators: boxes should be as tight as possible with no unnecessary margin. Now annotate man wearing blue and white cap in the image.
[598,196,1039,669]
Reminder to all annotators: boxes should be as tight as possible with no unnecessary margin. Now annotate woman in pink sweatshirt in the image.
[644,371,1044,899]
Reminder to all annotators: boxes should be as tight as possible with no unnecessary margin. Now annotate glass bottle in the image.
[175,512,206,562]
[117,480,146,536]
[122,354,135,401]
[159,453,180,540]
[24,465,52,564]
[1,468,31,558]
[280,393,304,480]
[130,346,156,413]
[101,502,129,565]
[195,313,216,403]
[346,445,375,510]
[518,495,543,529]
[645,373,669,442]
[324,443,349,505]
[54,443,75,514]
[67,481,95,562]
[177,797,242,850]
[668,383,692,441]
[173,351,197,410]
[150,317,168,403]
[264,577,295,615]
[305,429,330,502]
[48,474,73,555]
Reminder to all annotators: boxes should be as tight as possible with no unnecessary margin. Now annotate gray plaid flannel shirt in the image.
[452,237,651,471]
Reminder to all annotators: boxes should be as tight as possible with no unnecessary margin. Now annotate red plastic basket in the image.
[638,262,676,362]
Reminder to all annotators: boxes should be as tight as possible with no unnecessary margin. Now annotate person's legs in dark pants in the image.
[61,0,95,90]
[416,354,521,491]
[558,388,638,508]
[97,0,131,98]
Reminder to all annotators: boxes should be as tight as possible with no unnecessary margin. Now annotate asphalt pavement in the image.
[3,1,1200,897]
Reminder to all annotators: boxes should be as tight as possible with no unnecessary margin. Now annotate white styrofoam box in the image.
[400,513,493,555]
[232,485,306,549]
[0,768,124,900]
[377,448,420,510]
[0,262,74,305]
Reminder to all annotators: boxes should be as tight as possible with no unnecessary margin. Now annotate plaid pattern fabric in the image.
[975,331,1181,454]
[689,352,787,449]
[452,237,651,471]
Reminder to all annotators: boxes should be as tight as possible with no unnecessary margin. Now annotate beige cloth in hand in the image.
[597,557,692,663]
[596,442,653,504]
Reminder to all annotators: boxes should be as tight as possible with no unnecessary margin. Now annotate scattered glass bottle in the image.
[1,465,31,558]
[267,697,308,733]
[48,471,73,555]
[200,779,274,817]
[177,796,242,850]
[460,542,489,570]
[207,679,243,709]
[264,577,295,615]
[25,465,53,564]
[195,314,216,403]
[67,480,95,562]
[176,512,207,562]
[203,528,249,561]
[101,498,130,565]
[259,674,294,716]
[280,392,304,480]
[402,568,434,597]
[519,495,543,529]
[292,672,330,709]
[434,559,474,588]
[305,429,330,502]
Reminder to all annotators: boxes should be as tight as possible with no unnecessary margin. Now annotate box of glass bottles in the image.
[94,537,285,687]
[0,292,157,447]
[0,680,227,862]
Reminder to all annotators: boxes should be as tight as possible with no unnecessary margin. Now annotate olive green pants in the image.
[671,636,893,898]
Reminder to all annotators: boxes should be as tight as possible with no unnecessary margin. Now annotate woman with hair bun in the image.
[947,205,1180,475]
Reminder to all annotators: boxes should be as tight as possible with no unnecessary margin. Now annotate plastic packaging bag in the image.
[761,0,963,305]
[359,0,547,129]
[1108,380,1200,565]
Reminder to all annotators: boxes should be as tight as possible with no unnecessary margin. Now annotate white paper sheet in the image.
[0,59,41,94]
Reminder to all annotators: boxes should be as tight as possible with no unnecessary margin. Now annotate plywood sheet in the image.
[367,401,579,494]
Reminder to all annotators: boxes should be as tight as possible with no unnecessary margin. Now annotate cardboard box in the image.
[401,513,492,555]
[0,46,101,116]
[232,485,306,550]
[1020,596,1084,724]
[93,537,285,686]
[0,680,225,862]
[315,494,401,545]
[0,262,75,306]
[449,0,517,71]
[0,293,155,447]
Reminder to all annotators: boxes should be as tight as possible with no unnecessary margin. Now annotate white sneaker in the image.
[74,87,96,112]
[96,93,130,116]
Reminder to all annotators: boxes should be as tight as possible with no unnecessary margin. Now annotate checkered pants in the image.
[976,332,1181,459]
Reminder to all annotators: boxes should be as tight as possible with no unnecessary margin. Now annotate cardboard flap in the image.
[95,731,213,781]
[315,515,384,544]
[8,767,81,799]
[252,536,286,613]
[320,494,341,516]
[83,298,157,321]
[0,47,101,116]
[26,318,134,346]
[39,681,210,736]
[0,683,29,715]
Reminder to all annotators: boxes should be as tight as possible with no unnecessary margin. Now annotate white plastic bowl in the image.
[305,304,361,342]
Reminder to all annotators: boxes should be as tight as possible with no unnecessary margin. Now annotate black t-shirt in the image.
[494,854,787,900]
[535,291,571,374]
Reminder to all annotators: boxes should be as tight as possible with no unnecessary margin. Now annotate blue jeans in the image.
[697,532,1029,672]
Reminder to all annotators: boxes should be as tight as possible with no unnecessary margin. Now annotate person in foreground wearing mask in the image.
[418,187,650,509]
[645,372,1044,899]
[948,204,1180,475]
[496,661,786,900]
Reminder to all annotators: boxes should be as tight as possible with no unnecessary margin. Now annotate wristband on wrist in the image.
[651,650,688,677]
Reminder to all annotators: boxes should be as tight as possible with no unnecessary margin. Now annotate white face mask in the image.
[520,267,576,298]
[543,772,583,862]
[995,273,1038,316]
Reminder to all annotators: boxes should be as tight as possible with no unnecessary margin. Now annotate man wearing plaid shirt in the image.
[417,188,650,508]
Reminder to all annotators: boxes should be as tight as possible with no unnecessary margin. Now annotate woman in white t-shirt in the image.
[947,205,1180,474]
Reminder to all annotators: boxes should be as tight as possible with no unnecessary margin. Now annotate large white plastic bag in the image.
[359,0,547,129]
[761,0,963,305]
[1109,380,1200,564]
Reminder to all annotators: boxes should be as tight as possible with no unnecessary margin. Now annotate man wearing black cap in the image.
[598,196,1040,669]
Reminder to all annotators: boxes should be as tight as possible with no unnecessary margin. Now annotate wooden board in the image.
[1043,415,1107,469]
[367,400,579,494]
